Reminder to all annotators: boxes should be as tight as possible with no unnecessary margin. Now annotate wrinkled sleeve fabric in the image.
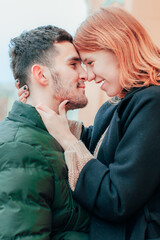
[65,140,94,191]
[0,141,54,239]
[64,121,94,191]
[73,89,160,222]
[68,120,83,140]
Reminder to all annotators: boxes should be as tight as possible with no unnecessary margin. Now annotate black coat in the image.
[74,86,160,240]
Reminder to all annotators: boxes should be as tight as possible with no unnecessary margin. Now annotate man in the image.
[0,25,89,239]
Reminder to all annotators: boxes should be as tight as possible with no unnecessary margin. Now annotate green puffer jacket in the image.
[0,101,89,240]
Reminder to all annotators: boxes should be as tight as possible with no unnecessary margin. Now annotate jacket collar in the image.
[8,101,48,132]
[123,87,146,100]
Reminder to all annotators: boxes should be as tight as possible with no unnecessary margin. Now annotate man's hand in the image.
[15,79,30,103]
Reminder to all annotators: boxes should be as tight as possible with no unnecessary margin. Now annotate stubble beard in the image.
[51,72,88,110]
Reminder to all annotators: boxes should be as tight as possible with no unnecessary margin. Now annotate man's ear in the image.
[31,64,49,86]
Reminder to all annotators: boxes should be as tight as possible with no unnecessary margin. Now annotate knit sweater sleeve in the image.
[68,120,83,140]
[65,140,94,191]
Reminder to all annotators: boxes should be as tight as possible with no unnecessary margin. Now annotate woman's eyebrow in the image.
[83,58,89,63]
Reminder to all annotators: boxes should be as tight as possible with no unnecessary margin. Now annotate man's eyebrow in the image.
[66,56,81,62]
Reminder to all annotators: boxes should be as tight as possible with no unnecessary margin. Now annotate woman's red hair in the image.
[74,7,160,98]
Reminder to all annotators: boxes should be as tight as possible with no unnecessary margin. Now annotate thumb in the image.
[58,100,69,116]
[36,103,53,114]
[36,106,48,121]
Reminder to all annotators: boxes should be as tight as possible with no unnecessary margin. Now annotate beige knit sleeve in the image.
[65,140,94,191]
[68,120,83,140]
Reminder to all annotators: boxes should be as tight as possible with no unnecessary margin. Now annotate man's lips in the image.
[77,83,85,88]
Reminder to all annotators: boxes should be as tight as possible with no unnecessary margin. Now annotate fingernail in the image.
[23,85,27,90]
[65,101,70,105]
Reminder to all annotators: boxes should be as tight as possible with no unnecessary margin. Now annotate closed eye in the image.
[87,61,93,65]
[70,63,77,68]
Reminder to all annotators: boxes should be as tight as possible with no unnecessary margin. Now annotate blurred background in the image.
[0,0,160,125]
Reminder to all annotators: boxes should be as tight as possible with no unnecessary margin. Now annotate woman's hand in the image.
[15,79,30,103]
[36,101,77,150]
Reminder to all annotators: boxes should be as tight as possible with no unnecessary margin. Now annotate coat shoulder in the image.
[134,85,160,101]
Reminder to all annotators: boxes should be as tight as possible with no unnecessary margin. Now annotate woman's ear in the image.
[31,64,49,86]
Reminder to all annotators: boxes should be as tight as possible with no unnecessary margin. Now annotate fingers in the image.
[21,98,27,103]
[58,100,69,116]
[36,101,69,118]
[15,79,30,103]
[36,104,54,114]
[19,91,29,101]
[15,79,20,89]
[35,106,47,119]
[18,85,29,97]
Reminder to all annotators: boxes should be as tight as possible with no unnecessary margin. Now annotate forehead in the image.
[54,41,80,62]
[79,51,96,63]
[79,50,117,63]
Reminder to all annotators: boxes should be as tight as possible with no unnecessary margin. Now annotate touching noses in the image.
[87,69,95,82]
[79,66,88,82]
[79,65,95,82]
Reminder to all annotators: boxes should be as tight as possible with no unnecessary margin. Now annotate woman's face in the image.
[79,50,122,97]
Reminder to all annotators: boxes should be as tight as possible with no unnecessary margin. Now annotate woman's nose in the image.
[87,70,95,82]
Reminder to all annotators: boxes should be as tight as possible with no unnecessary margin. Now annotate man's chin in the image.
[66,99,88,111]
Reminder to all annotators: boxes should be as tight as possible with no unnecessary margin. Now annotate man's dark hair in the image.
[9,25,73,87]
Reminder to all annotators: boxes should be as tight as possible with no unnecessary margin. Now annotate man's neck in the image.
[26,92,60,114]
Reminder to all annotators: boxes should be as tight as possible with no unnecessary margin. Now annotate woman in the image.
[20,7,160,240]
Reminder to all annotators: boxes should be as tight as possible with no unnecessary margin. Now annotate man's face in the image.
[49,41,88,110]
